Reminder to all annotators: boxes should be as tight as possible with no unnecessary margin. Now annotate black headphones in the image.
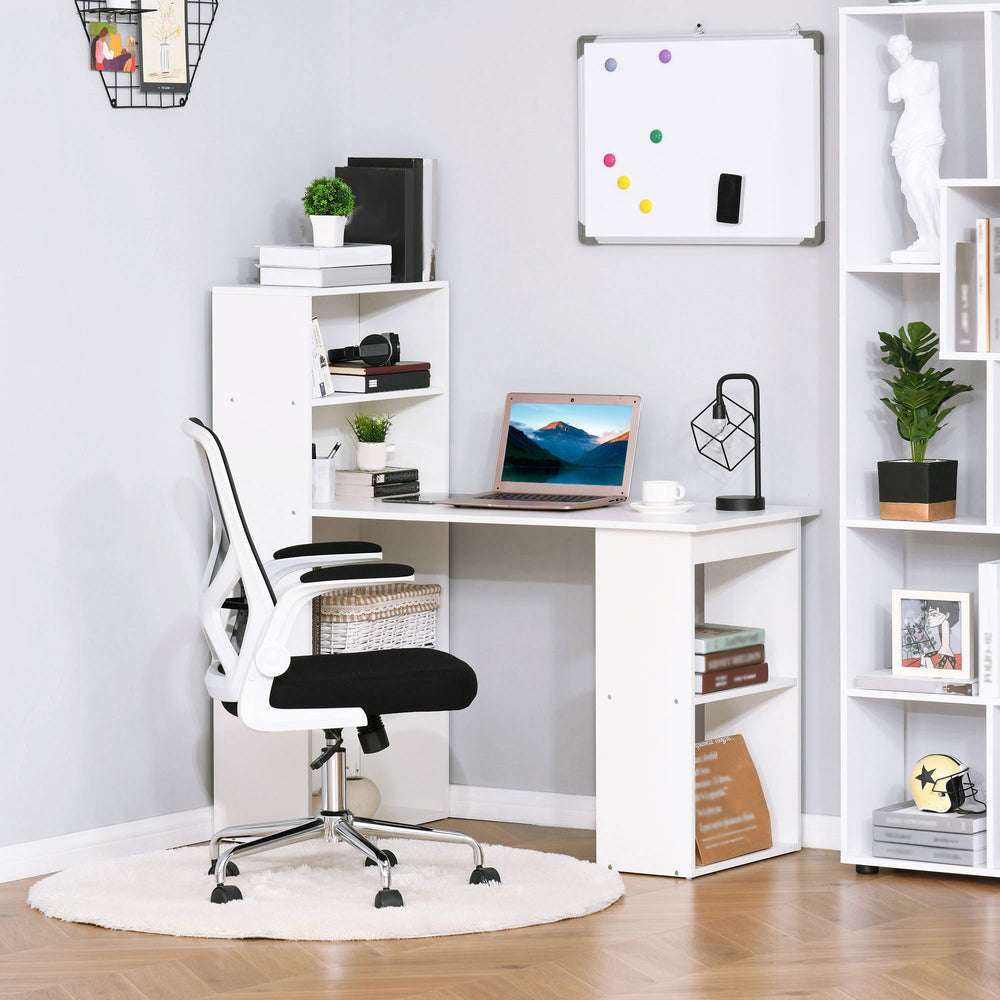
[328,331,400,367]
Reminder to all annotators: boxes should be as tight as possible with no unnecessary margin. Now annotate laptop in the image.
[436,392,641,511]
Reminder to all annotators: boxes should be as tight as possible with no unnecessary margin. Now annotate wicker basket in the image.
[312,582,441,654]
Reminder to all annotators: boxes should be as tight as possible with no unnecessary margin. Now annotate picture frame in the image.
[137,0,190,94]
[891,589,974,679]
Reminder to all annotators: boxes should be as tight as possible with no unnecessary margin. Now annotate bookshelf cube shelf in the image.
[841,4,1000,879]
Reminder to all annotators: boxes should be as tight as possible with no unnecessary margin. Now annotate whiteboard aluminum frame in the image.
[577,30,824,247]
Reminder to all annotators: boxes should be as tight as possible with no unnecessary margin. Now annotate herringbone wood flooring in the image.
[2,819,999,999]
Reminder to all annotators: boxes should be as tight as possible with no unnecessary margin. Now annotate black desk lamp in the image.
[690,373,765,511]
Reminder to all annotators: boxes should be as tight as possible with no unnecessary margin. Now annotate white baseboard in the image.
[0,807,213,884]
[449,786,843,853]
[802,812,840,851]
[449,785,596,830]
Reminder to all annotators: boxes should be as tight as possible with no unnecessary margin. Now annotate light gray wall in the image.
[0,3,347,847]
[345,0,841,813]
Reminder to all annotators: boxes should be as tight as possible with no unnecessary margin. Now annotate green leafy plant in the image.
[302,176,355,217]
[878,320,973,463]
[347,412,393,443]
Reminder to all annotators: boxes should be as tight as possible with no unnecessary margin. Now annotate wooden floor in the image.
[2,819,1000,999]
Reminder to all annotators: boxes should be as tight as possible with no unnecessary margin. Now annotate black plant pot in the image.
[877,459,957,522]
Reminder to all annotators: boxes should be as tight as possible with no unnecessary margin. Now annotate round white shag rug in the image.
[28,839,625,941]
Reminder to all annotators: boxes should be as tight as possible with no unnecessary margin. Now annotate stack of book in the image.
[872,800,987,867]
[694,622,767,694]
[327,360,431,394]
[955,219,1000,351]
[335,157,435,283]
[257,243,392,288]
[335,467,420,499]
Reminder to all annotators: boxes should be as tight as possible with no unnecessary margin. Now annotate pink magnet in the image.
[659,49,672,63]
[603,153,616,167]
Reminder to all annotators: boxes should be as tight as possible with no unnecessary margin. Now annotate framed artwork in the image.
[138,0,190,93]
[90,22,136,73]
[891,590,974,679]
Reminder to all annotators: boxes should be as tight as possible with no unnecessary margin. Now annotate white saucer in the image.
[630,501,694,515]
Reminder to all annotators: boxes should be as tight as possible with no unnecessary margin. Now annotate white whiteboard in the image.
[578,32,823,245]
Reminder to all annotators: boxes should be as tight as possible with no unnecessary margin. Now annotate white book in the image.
[872,840,986,867]
[976,218,990,351]
[258,243,392,267]
[992,221,1000,351]
[873,824,986,851]
[259,264,391,288]
[311,317,333,397]
[979,560,1000,698]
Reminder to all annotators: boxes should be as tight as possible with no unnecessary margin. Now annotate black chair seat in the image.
[268,647,477,717]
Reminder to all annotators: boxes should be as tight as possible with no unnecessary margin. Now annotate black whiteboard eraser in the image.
[716,173,743,225]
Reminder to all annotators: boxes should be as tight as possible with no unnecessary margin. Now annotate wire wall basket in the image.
[75,1,219,108]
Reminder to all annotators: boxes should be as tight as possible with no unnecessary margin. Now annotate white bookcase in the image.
[211,280,452,831]
[840,4,1000,877]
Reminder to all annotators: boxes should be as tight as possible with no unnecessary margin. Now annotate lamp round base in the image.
[716,495,766,511]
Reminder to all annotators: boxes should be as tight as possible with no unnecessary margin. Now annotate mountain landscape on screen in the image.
[502,418,629,483]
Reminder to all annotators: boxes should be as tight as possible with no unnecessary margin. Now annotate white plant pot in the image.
[346,776,381,817]
[356,441,389,471]
[310,215,347,247]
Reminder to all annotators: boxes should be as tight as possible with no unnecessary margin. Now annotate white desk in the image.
[303,498,817,878]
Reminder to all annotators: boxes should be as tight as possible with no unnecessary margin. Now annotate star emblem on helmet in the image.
[915,765,936,789]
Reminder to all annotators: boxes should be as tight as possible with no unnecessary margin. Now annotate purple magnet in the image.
[659,49,672,64]
[603,153,616,167]
[605,57,617,72]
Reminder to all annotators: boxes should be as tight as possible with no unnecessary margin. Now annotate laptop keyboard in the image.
[487,492,603,503]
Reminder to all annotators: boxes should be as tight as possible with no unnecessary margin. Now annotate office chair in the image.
[184,417,499,908]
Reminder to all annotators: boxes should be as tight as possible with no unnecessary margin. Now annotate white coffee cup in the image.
[642,480,685,505]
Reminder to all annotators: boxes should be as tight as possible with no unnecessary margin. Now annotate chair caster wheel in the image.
[365,850,397,868]
[207,859,239,877]
[374,888,404,908]
[469,865,501,885]
[210,884,243,904]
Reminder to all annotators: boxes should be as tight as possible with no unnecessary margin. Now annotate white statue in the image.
[887,34,945,264]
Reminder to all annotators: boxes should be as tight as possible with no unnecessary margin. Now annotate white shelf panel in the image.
[694,677,797,705]
[843,263,941,274]
[214,280,448,298]
[843,515,995,533]
[843,852,992,877]
[692,842,800,878]
[312,387,446,408]
[848,687,988,707]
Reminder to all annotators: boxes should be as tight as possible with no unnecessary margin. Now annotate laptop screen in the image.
[493,393,641,496]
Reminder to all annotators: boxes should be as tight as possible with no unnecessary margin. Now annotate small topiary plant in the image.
[347,412,393,442]
[302,176,355,217]
[878,320,973,463]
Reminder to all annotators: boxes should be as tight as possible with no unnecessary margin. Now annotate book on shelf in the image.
[873,824,986,851]
[872,840,986,867]
[336,466,419,486]
[335,480,420,498]
[326,360,431,377]
[853,671,977,696]
[979,559,1000,699]
[332,369,431,393]
[347,157,436,280]
[335,164,421,283]
[257,243,392,268]
[311,317,334,398]
[976,218,991,351]
[955,240,977,352]
[259,263,391,288]
[872,800,987,834]
[694,622,765,654]
[695,643,765,672]
[695,662,768,694]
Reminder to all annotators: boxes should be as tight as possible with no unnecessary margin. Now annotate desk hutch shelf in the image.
[840,3,1000,879]
[212,278,814,878]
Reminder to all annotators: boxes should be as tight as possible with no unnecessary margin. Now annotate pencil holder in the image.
[312,459,336,506]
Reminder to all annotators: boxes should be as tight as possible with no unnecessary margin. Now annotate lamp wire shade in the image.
[690,393,756,472]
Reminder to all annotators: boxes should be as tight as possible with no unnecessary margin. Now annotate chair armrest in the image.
[300,562,414,584]
[265,541,383,594]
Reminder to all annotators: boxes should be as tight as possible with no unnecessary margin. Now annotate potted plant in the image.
[347,412,393,471]
[877,320,973,521]
[302,175,355,247]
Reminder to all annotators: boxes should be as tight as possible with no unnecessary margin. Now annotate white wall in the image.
[345,0,841,814]
[0,3,347,847]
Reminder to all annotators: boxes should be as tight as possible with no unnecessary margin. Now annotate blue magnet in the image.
[605,57,617,72]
